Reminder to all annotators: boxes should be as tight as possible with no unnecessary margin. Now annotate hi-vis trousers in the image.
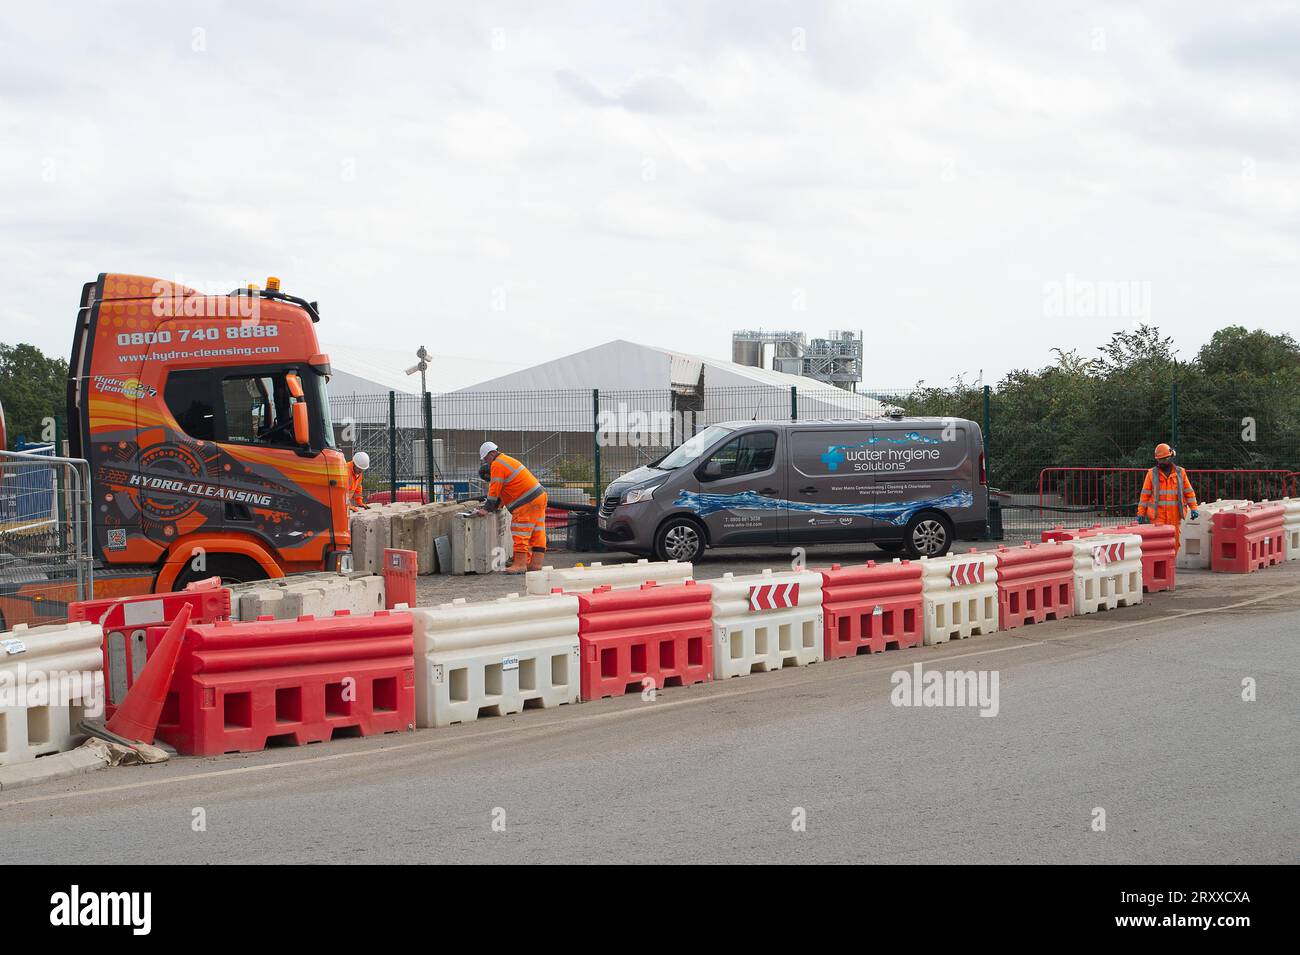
[509,492,548,556]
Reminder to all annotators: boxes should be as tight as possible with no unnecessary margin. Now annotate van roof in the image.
[715,417,974,429]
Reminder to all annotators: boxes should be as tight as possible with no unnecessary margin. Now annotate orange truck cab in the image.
[63,273,351,596]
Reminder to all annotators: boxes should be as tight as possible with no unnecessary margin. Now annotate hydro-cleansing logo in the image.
[820,432,944,473]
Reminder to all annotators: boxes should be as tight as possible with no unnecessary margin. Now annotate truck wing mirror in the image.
[285,373,310,448]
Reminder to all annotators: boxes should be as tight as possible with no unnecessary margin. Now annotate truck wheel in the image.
[902,512,952,559]
[654,517,706,563]
[171,555,270,591]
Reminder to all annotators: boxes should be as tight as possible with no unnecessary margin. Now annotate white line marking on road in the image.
[2,583,1296,809]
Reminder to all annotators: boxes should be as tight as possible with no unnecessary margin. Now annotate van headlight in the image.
[622,484,660,505]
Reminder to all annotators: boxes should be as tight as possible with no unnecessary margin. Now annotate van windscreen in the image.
[654,425,734,469]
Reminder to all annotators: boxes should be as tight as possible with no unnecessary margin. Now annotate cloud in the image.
[0,1,1297,391]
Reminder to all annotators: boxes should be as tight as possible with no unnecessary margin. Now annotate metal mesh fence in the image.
[330,382,1299,542]
[0,449,94,629]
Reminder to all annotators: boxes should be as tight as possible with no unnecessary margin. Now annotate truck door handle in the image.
[799,485,816,494]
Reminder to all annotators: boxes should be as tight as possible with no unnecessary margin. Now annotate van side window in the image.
[704,431,777,479]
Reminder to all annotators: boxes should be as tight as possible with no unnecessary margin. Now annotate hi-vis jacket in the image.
[347,462,365,508]
[485,453,544,511]
[1138,465,1198,523]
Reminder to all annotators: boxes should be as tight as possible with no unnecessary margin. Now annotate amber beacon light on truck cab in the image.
[66,273,351,595]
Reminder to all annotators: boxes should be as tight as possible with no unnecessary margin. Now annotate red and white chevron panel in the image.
[948,561,986,586]
[1091,541,1125,567]
[748,582,800,612]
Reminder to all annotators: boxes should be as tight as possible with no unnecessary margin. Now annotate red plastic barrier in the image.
[1211,505,1286,574]
[993,541,1074,630]
[574,580,713,699]
[383,548,418,609]
[818,560,923,658]
[1039,524,1102,544]
[150,609,415,756]
[1105,522,1177,592]
[68,578,233,718]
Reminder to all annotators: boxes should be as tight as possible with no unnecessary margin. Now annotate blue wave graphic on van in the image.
[675,488,973,526]
[820,432,943,471]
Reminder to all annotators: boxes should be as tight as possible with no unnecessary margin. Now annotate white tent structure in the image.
[435,339,893,434]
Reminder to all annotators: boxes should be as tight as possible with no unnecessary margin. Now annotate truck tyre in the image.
[902,512,952,559]
[654,516,706,563]
[171,554,270,591]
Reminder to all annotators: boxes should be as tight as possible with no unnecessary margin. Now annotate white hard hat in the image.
[352,451,370,471]
[479,441,498,460]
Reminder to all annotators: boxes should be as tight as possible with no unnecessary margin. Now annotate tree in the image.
[0,343,68,447]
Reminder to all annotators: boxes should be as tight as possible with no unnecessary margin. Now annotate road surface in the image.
[1,562,1296,864]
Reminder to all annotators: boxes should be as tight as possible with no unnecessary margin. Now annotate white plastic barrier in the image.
[526,558,693,596]
[1177,500,1250,570]
[1071,533,1143,615]
[708,569,823,679]
[0,621,104,767]
[1259,498,1300,561]
[408,593,580,728]
[918,551,999,645]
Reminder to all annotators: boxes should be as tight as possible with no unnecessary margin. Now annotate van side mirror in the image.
[701,460,722,481]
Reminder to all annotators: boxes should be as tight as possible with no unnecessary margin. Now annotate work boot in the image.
[527,549,546,572]
[503,552,528,574]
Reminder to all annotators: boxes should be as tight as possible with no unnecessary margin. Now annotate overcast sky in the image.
[2,1,1296,388]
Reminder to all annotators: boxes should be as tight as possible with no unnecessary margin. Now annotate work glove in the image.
[1136,515,1150,525]
[1190,509,1199,520]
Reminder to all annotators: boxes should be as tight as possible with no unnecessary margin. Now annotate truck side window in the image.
[222,375,296,447]
[705,431,776,479]
[163,371,218,441]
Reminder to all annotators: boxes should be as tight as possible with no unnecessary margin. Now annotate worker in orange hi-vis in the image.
[474,441,548,574]
[1136,443,1199,551]
[347,452,369,510]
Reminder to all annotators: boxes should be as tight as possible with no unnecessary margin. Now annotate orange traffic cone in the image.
[105,603,192,745]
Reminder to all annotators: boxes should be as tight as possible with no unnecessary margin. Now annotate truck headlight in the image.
[622,484,659,505]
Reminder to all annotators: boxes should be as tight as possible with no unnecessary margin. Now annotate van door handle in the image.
[799,485,816,494]
[758,487,779,496]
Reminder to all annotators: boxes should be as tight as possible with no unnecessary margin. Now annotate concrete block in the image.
[0,744,111,791]
[350,507,391,574]
[450,510,509,575]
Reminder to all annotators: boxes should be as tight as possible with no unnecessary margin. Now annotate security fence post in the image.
[592,388,602,503]
[423,390,435,502]
[388,390,398,499]
[790,386,798,420]
[1170,381,1180,450]
[982,384,991,481]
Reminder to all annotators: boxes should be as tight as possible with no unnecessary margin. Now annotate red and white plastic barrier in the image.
[708,569,822,679]
[818,560,923,658]
[151,610,415,756]
[1211,504,1286,574]
[1070,533,1143,615]
[574,580,713,699]
[1258,498,1300,561]
[993,541,1074,630]
[68,578,232,719]
[918,551,999,645]
[408,593,580,727]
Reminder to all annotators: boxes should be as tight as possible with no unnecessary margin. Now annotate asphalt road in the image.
[1,562,1296,864]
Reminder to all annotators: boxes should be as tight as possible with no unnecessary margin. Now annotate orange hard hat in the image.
[1154,442,1174,460]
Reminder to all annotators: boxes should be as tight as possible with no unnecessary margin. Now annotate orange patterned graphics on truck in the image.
[66,274,351,589]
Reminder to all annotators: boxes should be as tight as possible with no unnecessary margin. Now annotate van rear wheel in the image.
[902,512,952,559]
[654,517,705,563]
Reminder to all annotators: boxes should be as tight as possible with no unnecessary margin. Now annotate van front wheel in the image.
[903,512,952,559]
[654,517,706,563]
